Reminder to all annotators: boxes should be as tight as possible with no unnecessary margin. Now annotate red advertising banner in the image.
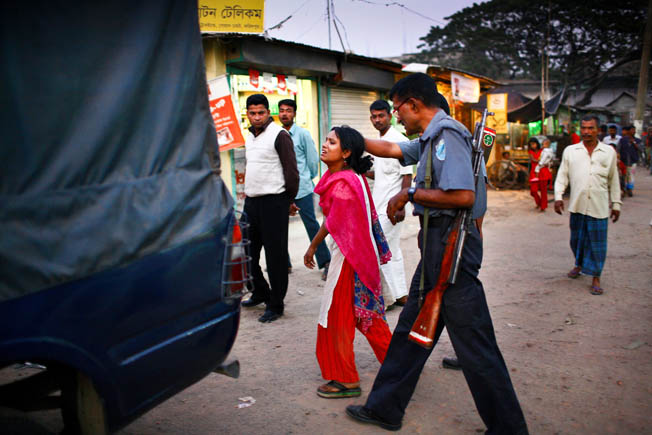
[207,75,245,151]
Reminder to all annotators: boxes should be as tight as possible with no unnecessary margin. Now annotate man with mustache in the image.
[241,94,299,323]
[345,73,527,434]
[554,114,621,295]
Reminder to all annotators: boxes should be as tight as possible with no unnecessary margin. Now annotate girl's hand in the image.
[304,246,317,269]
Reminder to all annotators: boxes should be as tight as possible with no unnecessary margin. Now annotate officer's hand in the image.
[387,189,409,225]
[289,203,300,216]
[554,200,564,215]
[394,209,406,223]
[611,209,620,223]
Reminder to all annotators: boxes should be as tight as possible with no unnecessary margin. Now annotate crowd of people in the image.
[235,71,645,433]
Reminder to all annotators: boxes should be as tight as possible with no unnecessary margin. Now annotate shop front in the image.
[201,34,402,208]
[328,87,380,138]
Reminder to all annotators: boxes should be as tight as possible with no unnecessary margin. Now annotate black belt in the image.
[418,214,451,228]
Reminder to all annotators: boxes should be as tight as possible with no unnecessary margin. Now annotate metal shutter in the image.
[329,87,380,139]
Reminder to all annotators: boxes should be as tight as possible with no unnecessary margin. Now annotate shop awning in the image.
[507,87,566,123]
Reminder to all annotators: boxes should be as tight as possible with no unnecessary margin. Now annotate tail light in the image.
[221,211,251,302]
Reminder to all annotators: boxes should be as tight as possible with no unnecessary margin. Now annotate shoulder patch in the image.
[435,138,446,161]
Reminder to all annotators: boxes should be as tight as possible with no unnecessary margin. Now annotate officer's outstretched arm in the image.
[364,138,403,159]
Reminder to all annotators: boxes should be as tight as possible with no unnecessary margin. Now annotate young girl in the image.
[304,126,392,399]
[528,137,551,211]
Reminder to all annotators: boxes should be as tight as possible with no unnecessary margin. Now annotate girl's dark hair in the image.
[331,125,373,174]
[528,137,541,150]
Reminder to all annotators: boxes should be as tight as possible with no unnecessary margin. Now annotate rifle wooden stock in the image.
[408,213,463,348]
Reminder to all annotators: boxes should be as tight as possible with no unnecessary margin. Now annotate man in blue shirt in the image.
[278,100,331,279]
[345,73,527,434]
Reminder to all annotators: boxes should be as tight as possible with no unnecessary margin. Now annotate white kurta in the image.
[373,126,411,305]
[318,174,379,328]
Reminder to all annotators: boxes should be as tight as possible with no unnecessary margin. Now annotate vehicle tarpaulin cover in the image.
[0,1,232,301]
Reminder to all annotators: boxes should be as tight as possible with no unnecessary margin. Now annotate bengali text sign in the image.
[198,0,264,33]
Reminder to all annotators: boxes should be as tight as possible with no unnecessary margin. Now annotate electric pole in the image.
[327,0,331,50]
[634,0,652,135]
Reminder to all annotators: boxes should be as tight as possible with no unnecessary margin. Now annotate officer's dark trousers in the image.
[243,193,290,315]
[365,216,528,435]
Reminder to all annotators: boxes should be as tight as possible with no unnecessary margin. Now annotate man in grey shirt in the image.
[345,73,527,434]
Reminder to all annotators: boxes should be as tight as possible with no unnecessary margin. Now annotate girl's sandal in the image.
[317,380,361,399]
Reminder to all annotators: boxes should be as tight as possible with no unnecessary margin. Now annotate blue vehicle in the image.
[0,1,248,432]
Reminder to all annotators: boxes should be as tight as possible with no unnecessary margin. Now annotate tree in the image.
[413,0,647,91]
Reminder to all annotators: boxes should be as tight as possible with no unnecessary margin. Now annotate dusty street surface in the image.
[4,173,651,434]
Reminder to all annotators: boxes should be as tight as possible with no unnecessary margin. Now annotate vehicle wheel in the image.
[486,162,500,189]
[488,161,517,189]
[61,371,108,435]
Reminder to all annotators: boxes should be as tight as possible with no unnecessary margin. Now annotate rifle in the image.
[408,109,496,348]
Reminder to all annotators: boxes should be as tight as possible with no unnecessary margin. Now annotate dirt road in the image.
[5,173,652,434]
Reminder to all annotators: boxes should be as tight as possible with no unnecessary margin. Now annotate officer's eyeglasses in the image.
[392,98,411,114]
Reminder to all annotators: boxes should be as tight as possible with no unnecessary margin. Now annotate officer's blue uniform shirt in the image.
[398,110,487,219]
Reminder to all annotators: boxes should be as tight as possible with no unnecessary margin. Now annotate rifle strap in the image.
[418,141,433,307]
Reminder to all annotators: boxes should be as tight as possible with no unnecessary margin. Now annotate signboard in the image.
[198,0,264,33]
[450,72,480,103]
[208,75,246,151]
[486,93,508,134]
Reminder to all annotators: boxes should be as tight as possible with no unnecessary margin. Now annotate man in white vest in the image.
[241,94,299,323]
[367,100,412,309]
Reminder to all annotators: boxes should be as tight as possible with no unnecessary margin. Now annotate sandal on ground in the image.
[590,285,604,295]
[317,380,361,399]
[567,268,581,279]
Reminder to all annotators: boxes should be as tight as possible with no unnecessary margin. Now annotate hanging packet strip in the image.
[277,74,287,95]
[248,68,260,88]
[261,72,274,93]
[287,75,298,95]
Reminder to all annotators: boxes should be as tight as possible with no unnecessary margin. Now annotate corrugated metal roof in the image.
[202,33,403,72]
[402,63,501,86]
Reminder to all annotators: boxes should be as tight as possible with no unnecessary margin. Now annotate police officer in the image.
[345,73,528,434]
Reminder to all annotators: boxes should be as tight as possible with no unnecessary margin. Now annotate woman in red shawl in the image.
[304,126,392,399]
[528,137,551,211]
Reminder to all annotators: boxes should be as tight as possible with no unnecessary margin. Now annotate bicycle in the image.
[487,160,529,189]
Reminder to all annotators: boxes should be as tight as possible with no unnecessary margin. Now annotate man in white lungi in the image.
[367,100,412,309]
